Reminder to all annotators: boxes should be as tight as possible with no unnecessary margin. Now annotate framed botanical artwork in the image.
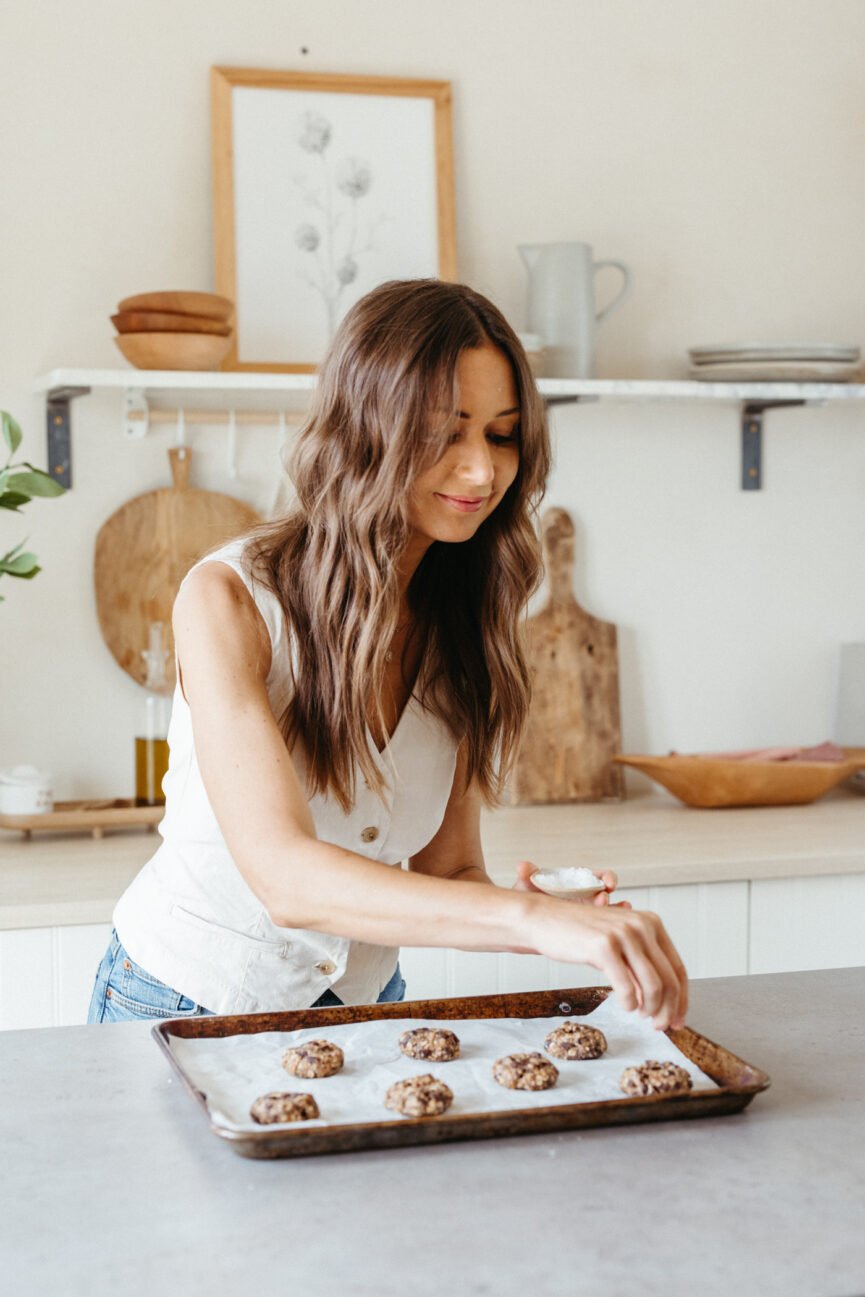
[211,66,457,372]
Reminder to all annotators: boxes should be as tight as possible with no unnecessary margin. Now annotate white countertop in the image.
[480,787,865,886]
[0,789,862,930]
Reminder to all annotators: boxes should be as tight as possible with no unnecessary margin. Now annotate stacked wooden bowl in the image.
[112,291,234,370]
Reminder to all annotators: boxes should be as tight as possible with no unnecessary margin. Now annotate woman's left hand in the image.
[512,860,631,909]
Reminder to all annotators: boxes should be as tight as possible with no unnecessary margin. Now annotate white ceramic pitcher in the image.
[518,242,632,378]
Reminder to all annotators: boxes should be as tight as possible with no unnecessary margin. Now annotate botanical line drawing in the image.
[293,111,387,340]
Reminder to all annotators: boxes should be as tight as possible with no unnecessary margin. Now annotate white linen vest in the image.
[113,539,459,1014]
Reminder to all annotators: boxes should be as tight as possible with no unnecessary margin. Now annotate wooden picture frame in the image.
[211,66,457,373]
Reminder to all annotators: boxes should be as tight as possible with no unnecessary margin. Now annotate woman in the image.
[89,279,687,1029]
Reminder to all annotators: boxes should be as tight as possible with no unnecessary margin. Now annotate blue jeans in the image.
[87,929,406,1023]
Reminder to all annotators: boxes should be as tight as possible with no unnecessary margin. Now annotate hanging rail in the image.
[123,406,307,437]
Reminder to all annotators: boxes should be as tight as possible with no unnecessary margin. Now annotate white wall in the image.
[1,0,864,795]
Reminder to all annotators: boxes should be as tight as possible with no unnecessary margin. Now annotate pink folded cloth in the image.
[692,741,845,763]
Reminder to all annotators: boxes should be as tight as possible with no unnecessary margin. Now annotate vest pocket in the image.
[170,903,292,957]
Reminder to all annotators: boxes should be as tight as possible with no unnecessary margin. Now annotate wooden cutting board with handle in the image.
[94,447,261,690]
[509,507,624,804]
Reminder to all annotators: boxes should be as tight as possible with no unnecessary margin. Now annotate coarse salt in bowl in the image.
[530,866,606,900]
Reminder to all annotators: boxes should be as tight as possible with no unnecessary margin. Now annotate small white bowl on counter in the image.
[529,867,606,901]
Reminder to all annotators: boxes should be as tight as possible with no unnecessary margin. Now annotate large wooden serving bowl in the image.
[614,747,865,808]
[114,331,232,370]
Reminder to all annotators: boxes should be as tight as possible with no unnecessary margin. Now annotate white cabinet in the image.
[0,923,111,1030]
[4,874,865,1028]
[749,874,865,974]
[617,882,749,978]
[401,879,750,1001]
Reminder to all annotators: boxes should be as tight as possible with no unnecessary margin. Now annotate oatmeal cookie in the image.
[281,1039,345,1079]
[544,1021,608,1061]
[249,1091,321,1124]
[619,1060,693,1097]
[384,1074,454,1118]
[492,1052,559,1091]
[398,1026,461,1062]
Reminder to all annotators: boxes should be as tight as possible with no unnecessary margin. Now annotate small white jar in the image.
[0,765,54,815]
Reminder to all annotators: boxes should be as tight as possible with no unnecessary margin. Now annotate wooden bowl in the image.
[111,310,231,336]
[614,747,865,808]
[114,331,232,371]
[116,291,234,321]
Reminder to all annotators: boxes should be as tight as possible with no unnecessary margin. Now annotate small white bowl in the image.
[529,868,606,902]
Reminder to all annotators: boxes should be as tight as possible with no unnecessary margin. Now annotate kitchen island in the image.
[1,966,863,1297]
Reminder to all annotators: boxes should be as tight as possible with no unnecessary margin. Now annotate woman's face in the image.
[406,344,520,558]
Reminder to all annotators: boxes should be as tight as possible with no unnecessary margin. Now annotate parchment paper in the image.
[168,995,718,1132]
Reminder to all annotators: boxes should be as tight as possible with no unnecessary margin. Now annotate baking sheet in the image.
[168,995,718,1133]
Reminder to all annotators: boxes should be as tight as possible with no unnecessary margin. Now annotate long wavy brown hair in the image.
[247,279,551,811]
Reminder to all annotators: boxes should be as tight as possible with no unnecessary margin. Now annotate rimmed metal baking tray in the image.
[152,985,771,1159]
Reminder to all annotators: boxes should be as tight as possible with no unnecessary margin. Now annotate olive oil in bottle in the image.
[135,622,171,807]
[135,734,169,806]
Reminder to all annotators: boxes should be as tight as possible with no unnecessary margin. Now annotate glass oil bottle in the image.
[135,621,171,806]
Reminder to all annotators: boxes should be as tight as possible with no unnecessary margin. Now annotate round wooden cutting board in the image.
[94,448,261,689]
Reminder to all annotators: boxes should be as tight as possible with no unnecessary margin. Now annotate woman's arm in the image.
[173,565,688,1029]
[409,751,620,905]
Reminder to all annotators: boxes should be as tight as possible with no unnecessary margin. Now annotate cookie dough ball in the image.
[385,1073,454,1118]
[619,1061,693,1097]
[398,1026,461,1062]
[282,1039,345,1079]
[492,1052,559,1091]
[544,1021,608,1061]
[249,1091,321,1124]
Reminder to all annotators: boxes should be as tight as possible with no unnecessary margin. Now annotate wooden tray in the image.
[152,986,771,1160]
[0,798,163,839]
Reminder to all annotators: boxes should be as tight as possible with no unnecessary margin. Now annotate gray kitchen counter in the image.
[1,967,863,1297]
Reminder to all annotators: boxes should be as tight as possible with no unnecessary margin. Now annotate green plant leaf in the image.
[0,491,30,512]
[4,469,64,499]
[0,551,40,578]
[1,411,23,457]
[1,539,27,563]
[20,462,66,496]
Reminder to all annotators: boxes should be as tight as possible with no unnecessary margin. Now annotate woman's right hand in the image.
[523,889,688,1032]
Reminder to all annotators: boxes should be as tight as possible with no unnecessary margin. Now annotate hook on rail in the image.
[226,409,238,478]
[175,406,187,458]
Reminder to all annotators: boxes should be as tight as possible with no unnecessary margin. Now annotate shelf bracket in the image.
[45,385,90,488]
[741,400,806,490]
[123,388,149,440]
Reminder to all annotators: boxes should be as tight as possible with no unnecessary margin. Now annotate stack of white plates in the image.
[688,342,861,382]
